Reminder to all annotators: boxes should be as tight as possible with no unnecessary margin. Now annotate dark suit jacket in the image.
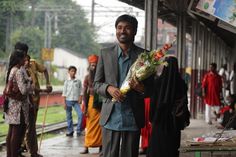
[94,44,146,129]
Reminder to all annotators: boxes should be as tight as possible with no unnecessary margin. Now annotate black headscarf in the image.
[148,56,188,157]
[150,56,187,123]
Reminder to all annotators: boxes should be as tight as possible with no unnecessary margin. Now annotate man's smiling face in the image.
[116,21,136,44]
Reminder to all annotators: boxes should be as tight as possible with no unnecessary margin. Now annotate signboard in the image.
[218,20,236,34]
[41,48,54,61]
[196,0,236,27]
[188,0,216,21]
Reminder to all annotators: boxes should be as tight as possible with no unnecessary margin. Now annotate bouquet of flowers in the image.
[117,41,175,97]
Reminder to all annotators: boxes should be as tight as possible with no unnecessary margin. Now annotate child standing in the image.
[62,66,83,136]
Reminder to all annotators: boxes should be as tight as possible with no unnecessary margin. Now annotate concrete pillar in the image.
[199,25,204,71]
[231,41,236,66]
[212,34,216,63]
[215,39,219,67]
[223,43,228,65]
[203,27,208,71]
[190,20,198,119]
[197,24,204,114]
[144,0,158,50]
[209,32,213,65]
[216,39,221,68]
[218,40,222,66]
[191,21,198,69]
[206,29,211,69]
[176,13,186,69]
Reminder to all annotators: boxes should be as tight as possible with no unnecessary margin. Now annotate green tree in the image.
[41,0,100,55]
[0,0,27,12]
[52,10,100,56]
[0,0,27,57]
[1,0,100,58]
[11,26,44,58]
[24,0,101,56]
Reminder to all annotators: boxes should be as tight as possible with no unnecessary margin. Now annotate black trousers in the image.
[6,110,26,157]
[25,106,38,155]
[102,127,140,157]
[147,123,181,157]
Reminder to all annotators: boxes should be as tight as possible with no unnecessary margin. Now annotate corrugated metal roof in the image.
[119,0,236,47]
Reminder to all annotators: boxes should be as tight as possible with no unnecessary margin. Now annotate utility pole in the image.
[44,11,53,48]
[91,0,95,26]
[5,12,13,54]
[54,12,59,35]
[44,11,54,76]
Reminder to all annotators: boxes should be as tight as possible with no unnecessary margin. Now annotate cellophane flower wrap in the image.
[119,42,174,95]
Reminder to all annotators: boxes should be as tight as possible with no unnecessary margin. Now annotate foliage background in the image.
[0,0,101,59]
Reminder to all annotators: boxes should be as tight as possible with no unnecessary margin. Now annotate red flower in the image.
[154,50,164,61]
[139,62,144,66]
[163,44,172,51]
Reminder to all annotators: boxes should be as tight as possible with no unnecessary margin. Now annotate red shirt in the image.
[202,71,222,106]
[219,106,230,115]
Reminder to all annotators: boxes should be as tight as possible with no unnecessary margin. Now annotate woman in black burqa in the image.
[147,57,189,157]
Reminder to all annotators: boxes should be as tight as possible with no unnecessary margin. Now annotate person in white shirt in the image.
[219,64,229,103]
[229,63,236,95]
[62,66,83,136]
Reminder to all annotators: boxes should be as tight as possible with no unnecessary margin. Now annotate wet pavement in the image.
[1,119,236,157]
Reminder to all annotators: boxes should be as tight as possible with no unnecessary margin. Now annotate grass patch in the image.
[36,105,66,125]
[0,113,8,139]
[0,105,79,142]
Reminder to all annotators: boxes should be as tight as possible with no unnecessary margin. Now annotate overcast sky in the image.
[72,0,145,43]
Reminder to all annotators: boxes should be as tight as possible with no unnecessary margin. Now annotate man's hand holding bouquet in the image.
[112,40,175,102]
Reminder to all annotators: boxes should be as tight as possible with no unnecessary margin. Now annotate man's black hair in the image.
[115,14,138,34]
[14,42,29,54]
[210,62,217,69]
[68,65,77,71]
[6,50,25,83]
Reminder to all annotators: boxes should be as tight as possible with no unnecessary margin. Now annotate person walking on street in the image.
[202,63,222,125]
[218,64,229,103]
[62,66,83,136]
[94,14,146,157]
[229,63,236,95]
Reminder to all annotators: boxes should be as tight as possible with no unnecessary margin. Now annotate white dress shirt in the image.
[62,78,82,101]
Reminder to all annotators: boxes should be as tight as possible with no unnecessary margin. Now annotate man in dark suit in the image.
[94,14,146,157]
